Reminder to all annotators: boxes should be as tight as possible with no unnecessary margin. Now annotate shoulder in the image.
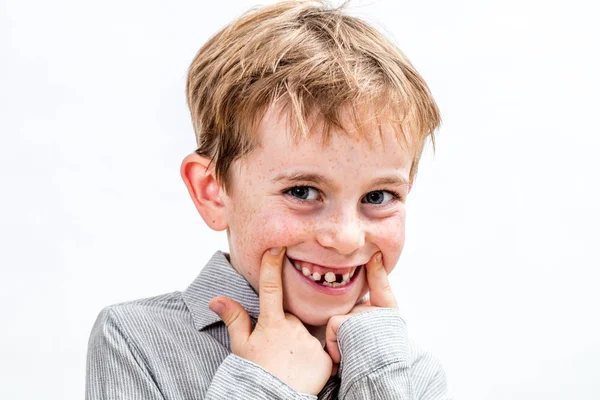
[94,291,185,324]
[87,293,215,397]
[407,338,445,369]
[87,291,228,395]
[407,338,450,399]
[89,291,193,349]
[98,291,186,321]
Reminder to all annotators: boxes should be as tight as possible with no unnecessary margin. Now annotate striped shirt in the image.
[86,251,451,399]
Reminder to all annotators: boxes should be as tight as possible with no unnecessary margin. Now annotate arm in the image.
[85,307,164,400]
[336,308,451,400]
[86,306,315,400]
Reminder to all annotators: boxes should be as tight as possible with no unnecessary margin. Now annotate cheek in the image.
[228,204,311,274]
[242,207,310,246]
[372,212,406,273]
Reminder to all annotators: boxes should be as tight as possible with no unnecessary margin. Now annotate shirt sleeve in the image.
[85,307,164,400]
[205,354,317,400]
[336,308,452,400]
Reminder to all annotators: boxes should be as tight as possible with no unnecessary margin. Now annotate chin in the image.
[295,311,330,327]
[284,301,356,327]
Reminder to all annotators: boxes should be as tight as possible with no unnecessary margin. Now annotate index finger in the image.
[257,247,287,324]
[365,252,398,309]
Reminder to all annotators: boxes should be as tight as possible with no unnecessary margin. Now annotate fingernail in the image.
[269,247,283,255]
[375,252,382,263]
[209,299,225,315]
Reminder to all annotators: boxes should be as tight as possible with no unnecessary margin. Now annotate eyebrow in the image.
[273,172,329,186]
[370,176,411,187]
[272,172,410,188]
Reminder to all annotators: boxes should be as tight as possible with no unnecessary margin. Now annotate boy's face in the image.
[222,107,412,327]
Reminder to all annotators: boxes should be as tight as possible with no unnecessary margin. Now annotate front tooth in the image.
[350,268,356,278]
[324,271,336,283]
[343,272,350,281]
[302,267,311,277]
[312,272,321,281]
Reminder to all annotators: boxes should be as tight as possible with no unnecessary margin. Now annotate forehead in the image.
[253,106,413,166]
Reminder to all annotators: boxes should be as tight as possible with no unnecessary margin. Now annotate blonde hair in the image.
[186,0,440,192]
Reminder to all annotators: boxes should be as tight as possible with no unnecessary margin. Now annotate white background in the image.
[1,0,599,398]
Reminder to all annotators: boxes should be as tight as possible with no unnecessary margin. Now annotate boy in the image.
[86,1,451,399]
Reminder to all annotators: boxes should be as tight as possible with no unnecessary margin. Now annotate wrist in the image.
[222,355,318,399]
[337,308,409,378]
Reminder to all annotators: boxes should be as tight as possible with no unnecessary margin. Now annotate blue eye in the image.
[285,186,320,201]
[362,190,398,205]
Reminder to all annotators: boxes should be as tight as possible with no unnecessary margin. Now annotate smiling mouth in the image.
[288,258,363,288]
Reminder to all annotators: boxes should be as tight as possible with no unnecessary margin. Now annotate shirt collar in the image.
[183,250,260,331]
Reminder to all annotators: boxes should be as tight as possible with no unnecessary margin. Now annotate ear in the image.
[180,153,228,231]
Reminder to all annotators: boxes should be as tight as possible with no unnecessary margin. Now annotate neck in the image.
[305,323,327,348]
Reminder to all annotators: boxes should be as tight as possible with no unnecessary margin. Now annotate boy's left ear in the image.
[180,153,228,231]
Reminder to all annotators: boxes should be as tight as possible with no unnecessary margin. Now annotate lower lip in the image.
[286,256,362,295]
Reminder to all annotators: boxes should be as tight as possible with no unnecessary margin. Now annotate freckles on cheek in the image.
[257,211,305,247]
[377,216,406,270]
[231,201,311,268]
[248,210,314,259]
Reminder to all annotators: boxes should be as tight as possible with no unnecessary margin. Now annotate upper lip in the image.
[287,256,366,270]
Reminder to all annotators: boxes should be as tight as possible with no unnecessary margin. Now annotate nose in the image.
[316,207,365,255]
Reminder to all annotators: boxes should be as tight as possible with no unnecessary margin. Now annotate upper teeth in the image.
[293,259,359,286]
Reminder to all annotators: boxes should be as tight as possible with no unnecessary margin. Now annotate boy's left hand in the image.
[325,252,398,376]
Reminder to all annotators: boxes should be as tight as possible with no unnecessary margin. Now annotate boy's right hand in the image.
[208,247,333,396]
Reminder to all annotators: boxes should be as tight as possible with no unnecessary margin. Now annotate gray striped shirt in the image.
[86,251,451,399]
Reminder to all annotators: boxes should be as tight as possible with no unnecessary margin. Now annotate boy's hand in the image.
[208,247,333,395]
[325,252,398,375]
